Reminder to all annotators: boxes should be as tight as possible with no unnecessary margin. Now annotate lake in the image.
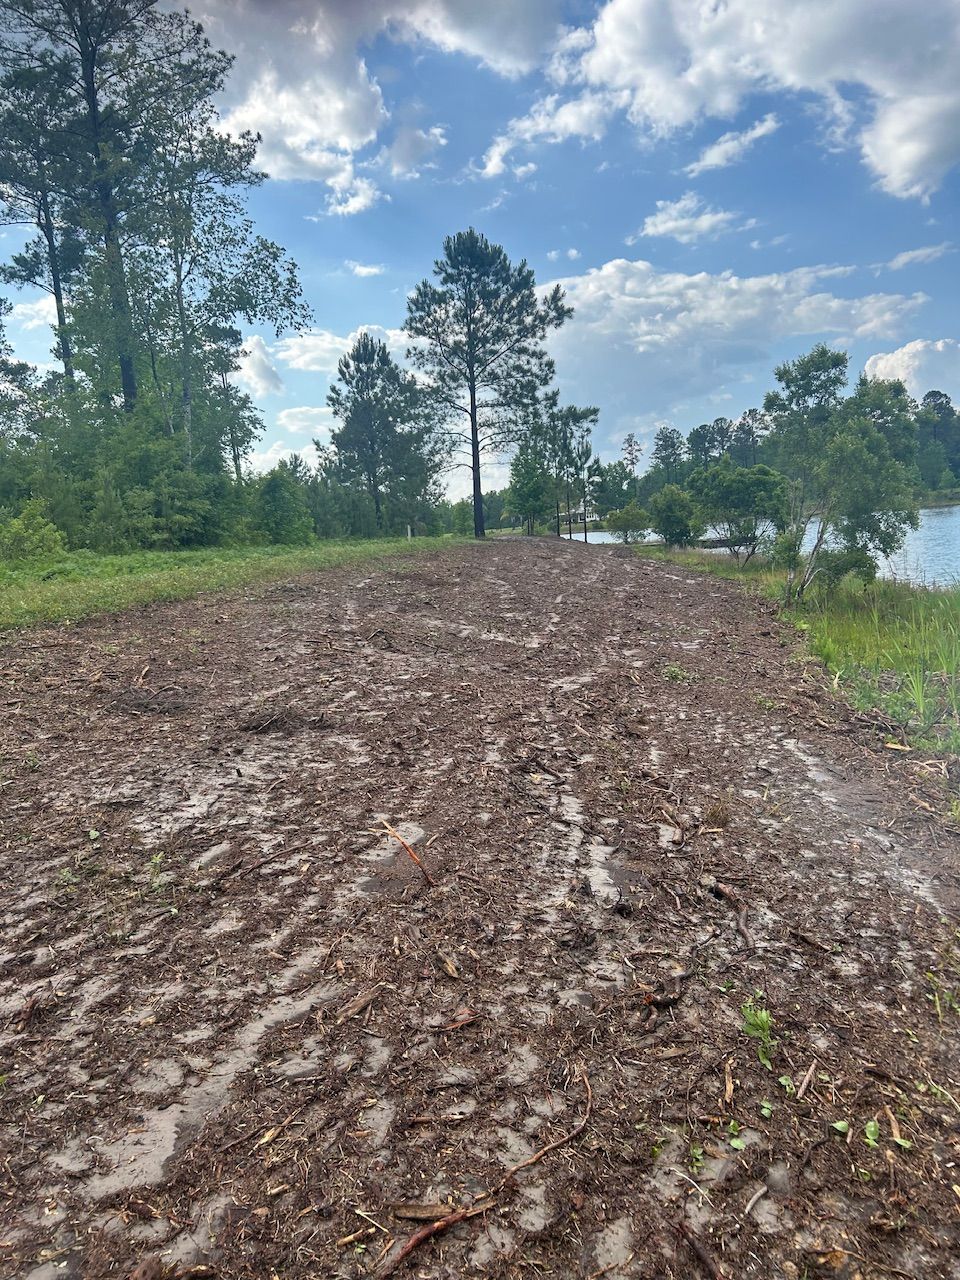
[574,503,960,587]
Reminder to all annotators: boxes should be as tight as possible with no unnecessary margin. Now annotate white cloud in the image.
[501,0,960,200]
[203,1,564,211]
[864,338,960,400]
[276,406,336,442]
[234,335,284,398]
[345,260,386,277]
[881,242,952,271]
[684,113,780,177]
[633,192,743,245]
[545,255,925,421]
[9,295,56,330]
[247,440,323,475]
[377,123,447,178]
[274,325,407,375]
[479,90,620,177]
[547,247,581,261]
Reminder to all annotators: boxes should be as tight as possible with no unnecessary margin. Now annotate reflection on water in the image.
[578,504,960,587]
[883,505,960,587]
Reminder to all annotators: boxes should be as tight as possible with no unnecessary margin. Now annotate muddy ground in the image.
[1,538,959,1280]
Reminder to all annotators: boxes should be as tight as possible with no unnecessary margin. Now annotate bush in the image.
[810,546,878,589]
[0,499,66,561]
[606,500,649,543]
[648,485,702,547]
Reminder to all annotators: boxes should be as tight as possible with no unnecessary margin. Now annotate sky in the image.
[4,0,960,495]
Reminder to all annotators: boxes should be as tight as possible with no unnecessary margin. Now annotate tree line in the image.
[552,344,956,601]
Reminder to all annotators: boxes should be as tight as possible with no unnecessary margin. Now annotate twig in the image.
[796,1058,818,1100]
[490,1068,593,1194]
[709,880,755,949]
[376,1070,593,1278]
[381,820,437,887]
[374,1201,494,1277]
[587,1251,636,1280]
[677,1221,725,1279]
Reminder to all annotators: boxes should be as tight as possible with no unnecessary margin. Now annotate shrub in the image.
[0,499,66,562]
[649,485,702,547]
[606,500,649,543]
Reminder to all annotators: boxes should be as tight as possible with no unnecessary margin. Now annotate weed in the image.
[689,1144,705,1173]
[741,997,778,1069]
[663,663,693,682]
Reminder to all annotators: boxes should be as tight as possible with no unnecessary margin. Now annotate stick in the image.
[374,1202,494,1277]
[381,821,437,887]
[677,1222,725,1279]
[490,1068,593,1194]
[375,1070,593,1278]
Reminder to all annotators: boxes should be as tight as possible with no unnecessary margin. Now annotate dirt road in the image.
[2,538,958,1280]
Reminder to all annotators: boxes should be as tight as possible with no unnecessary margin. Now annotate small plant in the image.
[689,1144,705,1173]
[148,851,165,891]
[778,1074,796,1096]
[831,1119,850,1135]
[727,1119,746,1151]
[663,663,693,683]
[741,997,778,1069]
[759,1099,773,1119]
[864,1119,880,1149]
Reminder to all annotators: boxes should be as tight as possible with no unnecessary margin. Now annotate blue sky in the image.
[4,0,959,495]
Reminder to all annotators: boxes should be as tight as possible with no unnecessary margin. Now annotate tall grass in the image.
[0,539,444,631]
[799,578,960,751]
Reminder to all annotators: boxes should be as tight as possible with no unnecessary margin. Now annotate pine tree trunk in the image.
[80,42,138,411]
[38,187,74,387]
[469,378,484,538]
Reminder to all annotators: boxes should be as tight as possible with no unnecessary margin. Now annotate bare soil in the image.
[2,538,959,1280]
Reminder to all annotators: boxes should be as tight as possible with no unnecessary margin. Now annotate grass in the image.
[0,539,444,631]
[637,543,960,757]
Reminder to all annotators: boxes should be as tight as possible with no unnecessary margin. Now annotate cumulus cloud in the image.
[545,256,925,424]
[684,113,780,177]
[234,335,284,398]
[479,90,619,177]
[377,123,447,178]
[345,260,386,277]
[9,295,57,330]
[547,248,581,261]
[276,406,336,442]
[202,1,564,209]
[274,325,408,374]
[881,242,953,272]
[247,439,324,475]
[632,192,748,245]
[498,0,960,200]
[864,338,960,400]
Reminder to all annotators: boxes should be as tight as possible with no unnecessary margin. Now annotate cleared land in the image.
[1,539,958,1280]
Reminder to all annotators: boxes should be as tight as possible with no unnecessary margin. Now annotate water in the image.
[575,504,960,587]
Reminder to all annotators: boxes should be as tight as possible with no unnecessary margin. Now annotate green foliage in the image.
[508,442,552,534]
[741,997,778,1069]
[326,332,444,532]
[606,500,649,544]
[256,466,314,545]
[0,498,65,561]
[689,460,786,564]
[764,350,919,600]
[648,485,702,547]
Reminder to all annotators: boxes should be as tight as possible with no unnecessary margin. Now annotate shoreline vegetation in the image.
[637,543,960,761]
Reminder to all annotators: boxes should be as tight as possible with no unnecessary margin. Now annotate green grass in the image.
[0,539,444,631]
[637,544,960,756]
[797,577,960,753]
